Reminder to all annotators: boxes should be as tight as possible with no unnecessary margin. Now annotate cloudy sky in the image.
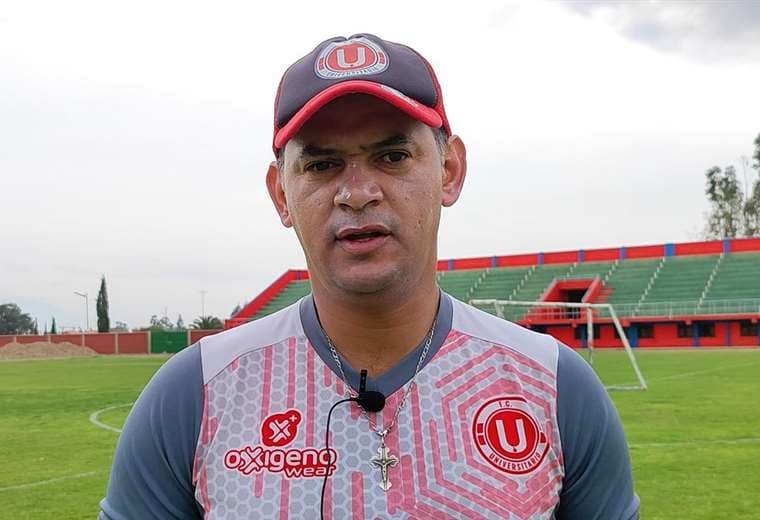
[1,0,759,330]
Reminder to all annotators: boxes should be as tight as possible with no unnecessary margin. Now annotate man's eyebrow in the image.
[299,144,338,159]
[297,134,412,160]
[360,134,412,151]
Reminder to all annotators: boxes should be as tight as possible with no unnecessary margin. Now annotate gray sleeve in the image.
[98,343,204,520]
[554,344,640,520]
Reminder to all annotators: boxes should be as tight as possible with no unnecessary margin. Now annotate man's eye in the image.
[305,160,338,172]
[380,151,409,164]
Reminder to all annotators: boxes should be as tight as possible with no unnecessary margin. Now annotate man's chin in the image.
[329,266,405,296]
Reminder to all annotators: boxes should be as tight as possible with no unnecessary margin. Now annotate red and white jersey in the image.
[100,292,638,520]
[194,295,563,519]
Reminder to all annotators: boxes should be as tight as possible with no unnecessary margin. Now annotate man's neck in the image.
[311,279,440,378]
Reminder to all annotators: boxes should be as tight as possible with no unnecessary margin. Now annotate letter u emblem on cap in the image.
[315,37,388,79]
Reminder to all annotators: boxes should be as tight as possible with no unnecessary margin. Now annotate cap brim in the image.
[273,80,443,151]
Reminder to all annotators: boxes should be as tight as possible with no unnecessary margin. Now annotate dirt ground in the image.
[0,341,98,360]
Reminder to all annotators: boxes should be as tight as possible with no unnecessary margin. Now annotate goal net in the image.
[468,299,648,391]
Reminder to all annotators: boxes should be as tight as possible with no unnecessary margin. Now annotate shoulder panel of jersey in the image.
[200,299,304,385]
[449,297,559,374]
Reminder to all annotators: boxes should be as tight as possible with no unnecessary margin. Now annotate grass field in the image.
[1,349,759,519]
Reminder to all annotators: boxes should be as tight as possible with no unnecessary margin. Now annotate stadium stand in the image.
[642,255,719,304]
[254,279,311,318]
[230,238,760,348]
[605,258,661,308]
[511,264,573,302]
[702,252,760,302]
[436,269,484,302]
[469,266,531,301]
[564,261,615,281]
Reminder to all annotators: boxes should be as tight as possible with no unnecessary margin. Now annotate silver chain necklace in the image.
[322,318,437,491]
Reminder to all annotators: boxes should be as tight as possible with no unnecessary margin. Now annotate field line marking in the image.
[630,436,760,448]
[89,403,134,434]
[647,359,760,383]
[0,471,100,492]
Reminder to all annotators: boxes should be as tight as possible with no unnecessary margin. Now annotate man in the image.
[100,34,639,519]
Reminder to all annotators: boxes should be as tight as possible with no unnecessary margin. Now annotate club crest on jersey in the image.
[472,396,549,475]
[315,37,388,79]
[224,409,337,479]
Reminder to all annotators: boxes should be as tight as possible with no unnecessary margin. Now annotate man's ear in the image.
[266,161,293,228]
[441,135,467,207]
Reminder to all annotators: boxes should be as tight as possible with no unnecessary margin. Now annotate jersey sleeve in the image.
[554,343,640,520]
[98,343,204,520]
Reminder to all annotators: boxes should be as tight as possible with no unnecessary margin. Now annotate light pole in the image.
[74,291,89,331]
[200,290,207,318]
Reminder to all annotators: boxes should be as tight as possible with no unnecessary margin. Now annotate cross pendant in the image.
[370,434,399,492]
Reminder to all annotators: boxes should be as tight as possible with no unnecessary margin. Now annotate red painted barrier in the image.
[543,250,578,265]
[584,247,620,262]
[17,335,49,344]
[117,332,149,354]
[452,257,492,270]
[84,333,116,355]
[50,334,83,345]
[626,244,665,260]
[0,336,14,347]
[730,237,760,253]
[495,254,539,267]
[674,241,723,256]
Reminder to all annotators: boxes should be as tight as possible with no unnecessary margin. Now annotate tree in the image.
[32,319,39,335]
[0,303,35,334]
[230,304,242,318]
[51,317,57,334]
[744,176,760,237]
[111,321,129,332]
[96,275,110,333]
[148,315,175,331]
[705,165,745,239]
[191,315,223,329]
[745,132,760,236]
[702,132,760,239]
[176,314,185,330]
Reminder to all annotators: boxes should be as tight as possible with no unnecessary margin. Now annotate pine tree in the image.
[51,317,57,334]
[176,314,185,330]
[96,275,110,333]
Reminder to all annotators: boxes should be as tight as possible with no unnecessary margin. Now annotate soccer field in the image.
[0,349,758,519]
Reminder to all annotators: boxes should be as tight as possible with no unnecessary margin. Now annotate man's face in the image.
[268,94,465,297]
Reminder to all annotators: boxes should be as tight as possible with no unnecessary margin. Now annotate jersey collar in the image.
[299,290,454,397]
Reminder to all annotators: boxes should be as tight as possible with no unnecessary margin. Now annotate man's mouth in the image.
[335,225,391,242]
[334,225,391,253]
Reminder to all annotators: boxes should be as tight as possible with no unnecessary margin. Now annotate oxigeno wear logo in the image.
[224,409,337,479]
[261,409,301,447]
[315,37,388,79]
[472,396,549,475]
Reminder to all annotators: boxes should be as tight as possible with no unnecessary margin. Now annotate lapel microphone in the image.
[321,369,386,519]
[356,369,386,413]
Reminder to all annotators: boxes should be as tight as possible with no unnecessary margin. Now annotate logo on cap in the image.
[315,37,388,79]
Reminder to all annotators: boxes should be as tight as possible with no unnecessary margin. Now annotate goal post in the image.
[468,299,648,391]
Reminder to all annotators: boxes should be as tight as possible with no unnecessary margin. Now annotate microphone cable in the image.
[320,370,385,520]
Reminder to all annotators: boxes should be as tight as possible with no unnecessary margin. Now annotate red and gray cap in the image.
[272,33,451,156]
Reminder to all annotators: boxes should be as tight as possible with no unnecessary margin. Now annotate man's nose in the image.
[334,161,383,211]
